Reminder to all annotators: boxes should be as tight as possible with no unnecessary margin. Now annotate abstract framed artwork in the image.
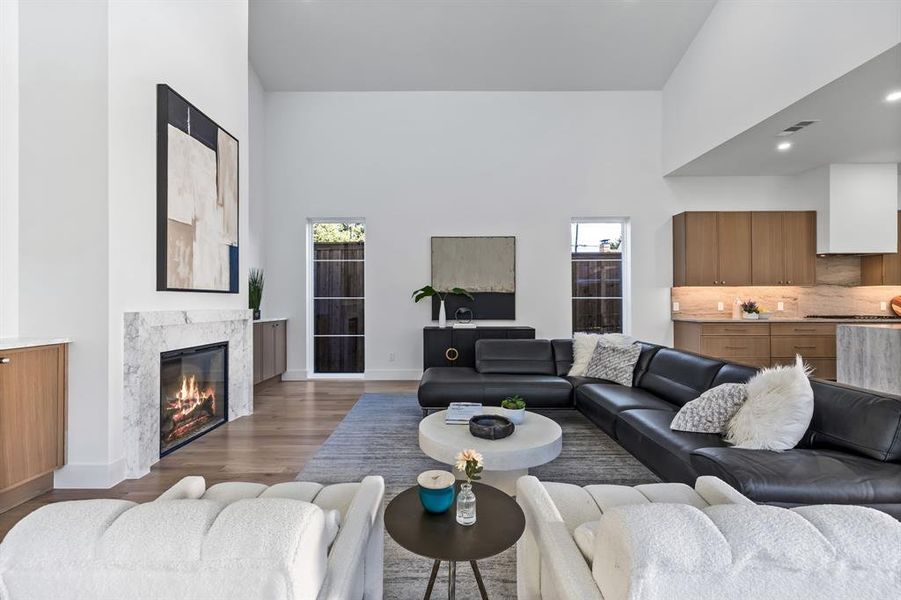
[157,84,239,293]
[431,236,516,319]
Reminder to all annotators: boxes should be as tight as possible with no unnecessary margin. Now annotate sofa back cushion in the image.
[800,380,901,462]
[475,339,556,375]
[638,348,724,407]
[711,363,758,386]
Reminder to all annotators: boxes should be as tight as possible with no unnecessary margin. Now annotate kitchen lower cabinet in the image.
[253,320,287,385]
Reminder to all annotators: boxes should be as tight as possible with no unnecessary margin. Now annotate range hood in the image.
[816,164,899,255]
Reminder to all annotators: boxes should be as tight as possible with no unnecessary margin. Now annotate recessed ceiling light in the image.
[885,90,901,103]
[777,141,792,151]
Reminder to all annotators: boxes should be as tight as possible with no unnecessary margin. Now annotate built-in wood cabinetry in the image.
[674,321,837,380]
[253,320,287,385]
[0,344,67,513]
[674,211,816,287]
[860,211,901,285]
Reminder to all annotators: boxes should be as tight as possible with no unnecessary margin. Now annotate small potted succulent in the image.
[740,299,761,320]
[500,395,526,425]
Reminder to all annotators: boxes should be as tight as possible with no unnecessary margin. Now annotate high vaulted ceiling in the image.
[249,0,716,91]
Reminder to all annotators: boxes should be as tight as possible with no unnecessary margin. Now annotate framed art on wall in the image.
[431,236,516,319]
[157,84,239,293]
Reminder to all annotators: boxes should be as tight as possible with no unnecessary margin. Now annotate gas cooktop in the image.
[805,315,901,320]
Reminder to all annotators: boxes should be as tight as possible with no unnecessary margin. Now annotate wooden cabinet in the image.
[751,211,816,285]
[860,211,901,285]
[0,344,67,513]
[673,212,751,286]
[423,326,535,370]
[253,320,287,385]
[675,211,816,287]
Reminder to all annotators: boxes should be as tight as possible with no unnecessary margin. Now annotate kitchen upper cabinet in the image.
[673,212,751,286]
[860,211,901,286]
[751,211,816,286]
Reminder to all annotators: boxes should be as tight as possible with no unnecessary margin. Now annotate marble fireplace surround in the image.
[123,310,253,478]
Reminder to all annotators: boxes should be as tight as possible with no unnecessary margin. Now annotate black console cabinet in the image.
[423,326,536,370]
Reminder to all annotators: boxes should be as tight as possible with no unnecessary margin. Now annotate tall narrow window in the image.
[571,220,625,334]
[311,221,365,374]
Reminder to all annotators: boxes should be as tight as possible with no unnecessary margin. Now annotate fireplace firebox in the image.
[160,342,228,456]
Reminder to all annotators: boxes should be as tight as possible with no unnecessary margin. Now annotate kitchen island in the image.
[836,324,901,395]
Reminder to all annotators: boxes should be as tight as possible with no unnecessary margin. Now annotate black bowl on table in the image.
[469,414,515,440]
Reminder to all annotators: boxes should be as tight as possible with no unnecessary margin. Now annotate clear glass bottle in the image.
[456,482,476,526]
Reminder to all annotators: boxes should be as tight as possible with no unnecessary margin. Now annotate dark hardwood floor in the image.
[0,379,418,541]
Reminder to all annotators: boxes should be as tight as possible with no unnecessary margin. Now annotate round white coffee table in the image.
[419,407,563,495]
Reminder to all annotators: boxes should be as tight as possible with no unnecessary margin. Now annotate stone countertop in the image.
[0,337,72,351]
[837,325,901,396]
[671,316,901,323]
[253,317,289,324]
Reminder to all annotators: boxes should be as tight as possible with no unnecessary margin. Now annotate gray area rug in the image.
[297,393,657,599]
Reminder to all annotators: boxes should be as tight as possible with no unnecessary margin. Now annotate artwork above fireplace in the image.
[160,342,228,456]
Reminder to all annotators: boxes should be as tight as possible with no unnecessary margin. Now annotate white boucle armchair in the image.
[0,475,385,600]
[516,475,901,600]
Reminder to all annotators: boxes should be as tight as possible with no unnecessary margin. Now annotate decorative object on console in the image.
[412,285,474,329]
[740,299,760,319]
[157,85,239,293]
[431,236,516,320]
[469,414,515,440]
[500,395,526,424]
[568,332,636,377]
[455,449,483,526]
[417,470,456,514]
[248,268,264,320]
[671,383,748,434]
[454,307,473,324]
[725,355,814,451]
[584,339,641,386]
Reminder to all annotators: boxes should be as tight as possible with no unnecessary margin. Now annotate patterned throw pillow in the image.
[671,383,748,434]
[584,341,641,387]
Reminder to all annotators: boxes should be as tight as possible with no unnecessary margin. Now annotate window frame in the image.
[306,218,366,379]
[570,217,631,336]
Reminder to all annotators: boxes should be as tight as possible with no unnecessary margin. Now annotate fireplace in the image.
[160,342,228,456]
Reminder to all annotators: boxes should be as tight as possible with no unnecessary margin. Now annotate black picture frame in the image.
[157,84,239,293]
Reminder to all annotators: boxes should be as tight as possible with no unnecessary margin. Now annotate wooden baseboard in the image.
[0,471,55,514]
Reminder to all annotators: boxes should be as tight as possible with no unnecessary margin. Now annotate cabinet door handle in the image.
[721,280,725,285]
[724,328,746,332]
[725,346,748,350]
[0,357,9,364]
[787,280,792,284]
[794,345,816,349]
[445,348,459,361]
[794,328,816,333]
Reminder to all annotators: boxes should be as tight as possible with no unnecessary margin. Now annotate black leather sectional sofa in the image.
[418,338,901,517]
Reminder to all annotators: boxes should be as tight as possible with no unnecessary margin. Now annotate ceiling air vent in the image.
[776,119,821,136]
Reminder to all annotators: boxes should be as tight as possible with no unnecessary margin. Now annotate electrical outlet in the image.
[880,301,888,311]
[777,301,785,312]
[388,352,396,363]
[672,301,680,312]
[717,302,724,312]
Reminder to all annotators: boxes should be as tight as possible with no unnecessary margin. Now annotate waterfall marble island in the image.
[837,324,901,395]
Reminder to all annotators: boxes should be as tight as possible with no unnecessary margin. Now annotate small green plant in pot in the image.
[500,394,526,425]
[249,268,264,320]
[740,299,760,320]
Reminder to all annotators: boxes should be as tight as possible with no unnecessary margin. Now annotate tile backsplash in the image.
[671,285,901,319]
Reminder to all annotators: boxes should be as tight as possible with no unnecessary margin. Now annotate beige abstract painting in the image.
[432,236,516,293]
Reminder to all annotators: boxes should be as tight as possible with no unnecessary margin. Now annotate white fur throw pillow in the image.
[725,356,814,451]
[569,333,636,377]
[671,383,748,434]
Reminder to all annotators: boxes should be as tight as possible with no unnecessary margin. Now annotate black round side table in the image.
[385,481,526,600]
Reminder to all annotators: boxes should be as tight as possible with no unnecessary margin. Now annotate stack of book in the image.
[445,402,483,425]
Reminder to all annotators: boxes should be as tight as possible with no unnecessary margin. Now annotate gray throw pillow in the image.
[671,383,748,434]
[584,342,641,387]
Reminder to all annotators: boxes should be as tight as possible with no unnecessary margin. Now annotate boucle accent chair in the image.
[0,475,385,600]
[516,475,901,600]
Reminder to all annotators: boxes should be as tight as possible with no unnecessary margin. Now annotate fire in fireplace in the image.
[160,342,228,456]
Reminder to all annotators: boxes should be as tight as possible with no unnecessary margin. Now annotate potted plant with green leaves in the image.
[740,299,760,320]
[411,285,474,329]
[500,394,526,425]
[249,268,264,320]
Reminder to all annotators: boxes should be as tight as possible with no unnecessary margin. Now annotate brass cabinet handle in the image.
[445,347,459,362]
[0,357,9,364]
[723,328,746,332]
[787,280,792,284]
[794,345,816,349]
[725,346,748,350]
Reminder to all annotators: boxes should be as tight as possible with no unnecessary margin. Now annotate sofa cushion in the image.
[638,348,724,406]
[690,446,901,506]
[482,374,573,408]
[418,367,485,406]
[801,379,901,462]
[475,339,555,375]
[551,339,574,376]
[711,362,758,386]
[575,384,676,437]
[615,409,728,484]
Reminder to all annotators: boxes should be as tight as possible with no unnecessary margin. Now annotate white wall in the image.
[247,64,266,278]
[18,0,112,486]
[662,0,901,174]
[104,0,249,484]
[264,92,676,380]
[0,0,19,337]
